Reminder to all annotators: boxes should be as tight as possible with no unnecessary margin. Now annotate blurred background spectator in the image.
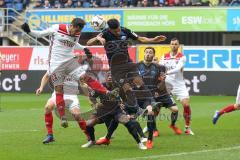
[33,0,43,8]
[0,0,5,8]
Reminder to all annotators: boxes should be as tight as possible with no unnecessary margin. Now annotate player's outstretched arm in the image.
[36,72,50,96]
[21,23,56,38]
[87,34,105,46]
[137,35,167,43]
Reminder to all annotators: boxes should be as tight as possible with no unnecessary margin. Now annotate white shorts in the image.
[49,58,89,86]
[50,93,80,111]
[236,84,240,105]
[165,78,189,101]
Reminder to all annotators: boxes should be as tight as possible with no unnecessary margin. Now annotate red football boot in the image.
[96,137,110,145]
[169,125,182,135]
[146,140,153,149]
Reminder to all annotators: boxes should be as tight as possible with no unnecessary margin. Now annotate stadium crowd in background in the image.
[0,0,239,11]
[31,0,238,8]
[1,0,231,9]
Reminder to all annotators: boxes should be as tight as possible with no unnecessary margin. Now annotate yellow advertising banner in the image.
[137,45,183,62]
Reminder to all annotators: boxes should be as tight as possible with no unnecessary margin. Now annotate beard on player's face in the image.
[144,54,154,63]
[170,41,179,53]
[69,25,81,36]
[110,27,121,37]
[172,47,178,52]
[144,49,155,62]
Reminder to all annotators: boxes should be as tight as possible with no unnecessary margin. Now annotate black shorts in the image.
[95,102,119,118]
[122,98,152,116]
[155,94,176,108]
[94,105,127,123]
[137,98,152,109]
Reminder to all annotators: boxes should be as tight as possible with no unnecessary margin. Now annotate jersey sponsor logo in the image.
[184,46,240,71]
[121,36,127,40]
[59,39,75,47]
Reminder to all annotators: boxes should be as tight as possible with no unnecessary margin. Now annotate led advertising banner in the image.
[124,8,227,32]
[26,10,123,32]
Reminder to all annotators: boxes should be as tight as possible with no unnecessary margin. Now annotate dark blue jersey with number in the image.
[101,27,138,64]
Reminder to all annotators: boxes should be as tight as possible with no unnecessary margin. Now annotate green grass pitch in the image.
[0,93,240,160]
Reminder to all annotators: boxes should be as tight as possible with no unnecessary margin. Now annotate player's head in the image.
[107,18,121,37]
[170,37,180,53]
[105,71,112,83]
[144,47,155,63]
[69,18,86,36]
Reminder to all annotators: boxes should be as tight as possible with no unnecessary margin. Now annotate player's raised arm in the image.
[137,35,167,43]
[36,72,50,96]
[21,23,57,38]
[123,27,166,43]
[87,33,105,46]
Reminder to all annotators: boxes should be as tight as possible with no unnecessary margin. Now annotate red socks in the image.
[86,77,107,94]
[219,104,236,115]
[78,120,87,130]
[183,106,191,126]
[78,120,89,140]
[56,93,65,117]
[45,112,53,134]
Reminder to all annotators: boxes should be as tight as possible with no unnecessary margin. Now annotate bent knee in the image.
[45,102,54,113]
[146,105,154,115]
[170,106,178,113]
[55,85,63,93]
[235,104,240,110]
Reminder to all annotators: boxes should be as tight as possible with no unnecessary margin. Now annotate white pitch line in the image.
[0,129,39,133]
[116,145,240,160]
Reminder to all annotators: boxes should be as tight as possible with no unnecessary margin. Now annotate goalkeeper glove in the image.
[84,48,92,59]
[21,23,31,34]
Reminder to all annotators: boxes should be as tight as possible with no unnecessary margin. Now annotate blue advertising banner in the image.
[26,10,123,32]
[227,9,240,31]
[183,46,240,71]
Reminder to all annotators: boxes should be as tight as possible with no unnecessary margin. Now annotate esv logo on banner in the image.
[183,46,240,71]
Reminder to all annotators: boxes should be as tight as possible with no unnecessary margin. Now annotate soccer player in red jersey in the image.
[36,72,90,144]
[160,38,194,135]
[22,18,114,128]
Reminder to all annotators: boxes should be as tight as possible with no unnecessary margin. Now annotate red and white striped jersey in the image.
[160,52,186,82]
[30,24,85,66]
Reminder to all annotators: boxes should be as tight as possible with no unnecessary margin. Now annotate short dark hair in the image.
[144,47,155,55]
[170,37,179,42]
[107,18,120,29]
[71,18,86,29]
